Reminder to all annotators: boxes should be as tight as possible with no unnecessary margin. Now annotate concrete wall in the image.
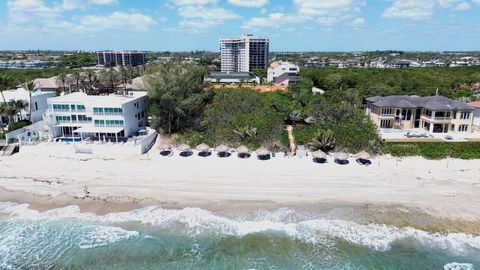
[140,128,157,154]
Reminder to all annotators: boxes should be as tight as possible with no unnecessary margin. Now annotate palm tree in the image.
[23,80,37,123]
[100,68,119,94]
[308,129,336,153]
[0,103,9,133]
[119,66,130,91]
[55,73,68,94]
[0,75,14,103]
[71,70,82,93]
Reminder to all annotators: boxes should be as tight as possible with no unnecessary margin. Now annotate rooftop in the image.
[366,95,475,111]
[467,101,480,109]
[48,91,147,107]
[206,71,258,80]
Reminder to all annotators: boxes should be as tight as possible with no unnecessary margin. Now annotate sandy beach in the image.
[1,142,480,231]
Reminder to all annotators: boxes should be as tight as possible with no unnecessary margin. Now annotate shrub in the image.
[381,142,480,160]
[7,120,31,132]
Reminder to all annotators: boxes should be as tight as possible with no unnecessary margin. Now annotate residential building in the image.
[267,61,300,85]
[43,91,148,141]
[96,51,146,67]
[220,34,269,72]
[365,95,475,133]
[204,71,260,84]
[34,76,60,92]
[0,88,56,127]
[467,101,480,131]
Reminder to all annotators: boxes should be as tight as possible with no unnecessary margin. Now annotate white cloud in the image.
[352,17,365,26]
[76,12,157,32]
[242,0,365,29]
[438,0,470,10]
[242,13,303,28]
[172,0,217,5]
[228,0,268,8]
[473,0,480,4]
[383,0,473,20]
[88,0,118,5]
[175,5,240,31]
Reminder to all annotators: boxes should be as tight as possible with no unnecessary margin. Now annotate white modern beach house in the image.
[267,61,300,85]
[43,91,148,142]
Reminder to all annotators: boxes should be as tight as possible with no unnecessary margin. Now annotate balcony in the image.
[421,115,452,123]
[379,114,395,119]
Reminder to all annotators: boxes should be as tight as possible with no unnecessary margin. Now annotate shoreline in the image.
[1,143,480,234]
[2,188,480,235]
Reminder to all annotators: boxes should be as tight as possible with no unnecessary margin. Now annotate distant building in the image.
[365,95,475,133]
[205,71,260,84]
[389,60,411,68]
[0,88,56,127]
[34,76,60,92]
[43,91,148,141]
[96,51,146,67]
[220,34,269,73]
[267,61,300,85]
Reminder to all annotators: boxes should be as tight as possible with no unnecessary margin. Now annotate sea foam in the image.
[1,202,480,258]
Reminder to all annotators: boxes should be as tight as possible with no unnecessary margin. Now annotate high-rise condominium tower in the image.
[220,34,269,73]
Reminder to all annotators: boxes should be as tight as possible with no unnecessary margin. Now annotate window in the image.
[34,102,38,111]
[55,116,71,123]
[93,108,104,115]
[460,112,470,120]
[406,109,412,120]
[381,108,393,115]
[459,125,469,132]
[77,105,85,111]
[94,120,105,126]
[380,120,391,128]
[451,124,455,131]
[452,111,457,119]
[53,104,70,112]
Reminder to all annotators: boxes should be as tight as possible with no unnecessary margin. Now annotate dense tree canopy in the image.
[146,62,213,134]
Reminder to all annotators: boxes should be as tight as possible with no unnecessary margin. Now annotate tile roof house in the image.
[365,95,475,133]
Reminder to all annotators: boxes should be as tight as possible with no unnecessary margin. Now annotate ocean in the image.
[0,202,479,270]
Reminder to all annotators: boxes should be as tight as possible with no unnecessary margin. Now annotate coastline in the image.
[1,143,480,234]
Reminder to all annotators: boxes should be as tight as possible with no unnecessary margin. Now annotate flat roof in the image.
[48,92,147,107]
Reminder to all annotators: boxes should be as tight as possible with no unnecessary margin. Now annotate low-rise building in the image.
[365,95,475,133]
[267,61,300,85]
[204,71,260,84]
[0,88,56,126]
[43,91,148,142]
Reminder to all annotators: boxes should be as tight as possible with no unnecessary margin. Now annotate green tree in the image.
[0,75,15,103]
[23,80,37,122]
[307,129,336,153]
[146,62,211,134]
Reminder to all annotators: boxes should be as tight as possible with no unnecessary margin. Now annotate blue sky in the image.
[0,0,479,51]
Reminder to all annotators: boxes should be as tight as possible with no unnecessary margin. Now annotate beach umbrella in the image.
[236,145,250,154]
[237,145,251,159]
[196,143,210,152]
[333,152,349,160]
[355,151,371,160]
[256,147,271,160]
[333,151,349,165]
[158,142,171,151]
[215,144,229,153]
[177,144,191,152]
[215,144,231,158]
[311,150,327,159]
[355,151,372,166]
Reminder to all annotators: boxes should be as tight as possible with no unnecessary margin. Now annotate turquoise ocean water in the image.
[0,202,479,270]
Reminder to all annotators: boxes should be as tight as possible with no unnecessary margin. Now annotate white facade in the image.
[220,34,269,73]
[267,61,300,85]
[44,92,148,141]
[0,88,56,126]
